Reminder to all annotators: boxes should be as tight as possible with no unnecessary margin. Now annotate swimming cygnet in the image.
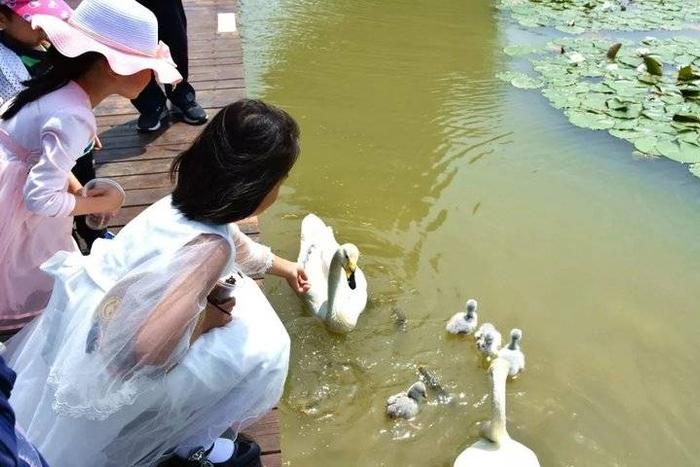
[446,299,478,335]
[497,328,525,377]
[474,323,502,357]
[386,381,428,420]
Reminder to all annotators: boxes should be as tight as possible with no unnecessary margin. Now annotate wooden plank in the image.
[95,105,227,134]
[95,145,185,164]
[98,123,206,152]
[108,173,172,191]
[96,158,172,178]
[261,452,282,467]
[186,75,245,89]
[123,186,172,207]
[189,53,243,63]
[95,87,246,117]
[245,409,281,454]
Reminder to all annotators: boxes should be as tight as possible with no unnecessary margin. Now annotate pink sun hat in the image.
[0,0,72,21]
[30,0,182,85]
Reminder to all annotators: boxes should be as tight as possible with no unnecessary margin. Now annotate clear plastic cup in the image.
[82,178,125,230]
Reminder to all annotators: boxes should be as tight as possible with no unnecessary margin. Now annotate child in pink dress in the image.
[0,0,182,334]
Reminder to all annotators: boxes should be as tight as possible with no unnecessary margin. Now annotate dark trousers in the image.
[71,151,106,253]
[132,0,195,114]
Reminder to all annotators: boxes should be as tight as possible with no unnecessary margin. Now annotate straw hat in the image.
[0,0,72,21]
[31,0,182,84]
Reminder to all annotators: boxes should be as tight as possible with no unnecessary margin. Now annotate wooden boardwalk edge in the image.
[90,0,282,465]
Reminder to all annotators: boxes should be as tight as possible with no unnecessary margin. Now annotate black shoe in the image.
[171,99,208,125]
[159,432,261,467]
[227,433,262,467]
[137,105,168,132]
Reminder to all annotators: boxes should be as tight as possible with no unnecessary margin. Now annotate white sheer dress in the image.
[5,196,289,467]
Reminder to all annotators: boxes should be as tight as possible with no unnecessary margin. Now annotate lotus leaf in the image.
[673,113,700,124]
[501,35,700,171]
[677,131,700,146]
[503,45,542,57]
[679,88,700,101]
[607,43,623,61]
[642,56,663,76]
[496,71,543,89]
[568,110,616,130]
[678,66,700,82]
[656,140,700,163]
[689,163,700,179]
[633,136,659,154]
[613,119,638,130]
[496,0,700,34]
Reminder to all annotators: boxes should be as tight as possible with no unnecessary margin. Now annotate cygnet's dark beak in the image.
[347,270,357,290]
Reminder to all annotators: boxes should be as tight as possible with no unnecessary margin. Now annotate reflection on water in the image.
[240,1,700,465]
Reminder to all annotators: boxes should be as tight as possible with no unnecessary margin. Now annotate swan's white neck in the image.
[483,358,510,444]
[326,251,345,321]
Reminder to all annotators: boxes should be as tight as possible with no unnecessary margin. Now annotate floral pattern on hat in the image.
[0,0,72,21]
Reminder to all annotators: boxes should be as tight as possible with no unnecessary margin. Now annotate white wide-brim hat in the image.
[31,0,182,85]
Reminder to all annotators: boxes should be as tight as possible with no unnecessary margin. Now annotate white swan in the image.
[297,214,368,333]
[446,299,478,335]
[498,329,525,377]
[453,358,540,467]
[474,323,502,357]
[386,381,428,419]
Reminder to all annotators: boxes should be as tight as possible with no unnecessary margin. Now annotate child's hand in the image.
[68,173,83,195]
[286,263,310,294]
[86,185,124,212]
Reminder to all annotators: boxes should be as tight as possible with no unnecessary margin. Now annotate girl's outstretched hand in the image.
[269,256,311,294]
[286,263,310,294]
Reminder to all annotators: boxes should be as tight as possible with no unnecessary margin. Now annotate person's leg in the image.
[144,0,207,125]
[71,151,107,253]
[131,76,167,117]
[164,278,287,466]
[162,430,260,467]
[131,0,173,132]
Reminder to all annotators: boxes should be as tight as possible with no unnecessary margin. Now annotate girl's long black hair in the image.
[1,47,102,120]
[170,99,300,225]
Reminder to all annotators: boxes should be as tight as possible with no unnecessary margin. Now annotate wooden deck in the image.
[90,0,282,465]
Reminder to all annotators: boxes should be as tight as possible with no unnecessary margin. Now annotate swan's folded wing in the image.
[300,214,339,266]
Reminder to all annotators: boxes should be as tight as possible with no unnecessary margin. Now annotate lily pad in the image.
[673,113,700,124]
[568,110,616,130]
[689,163,700,179]
[503,44,541,57]
[607,43,623,61]
[633,136,658,154]
[642,56,663,76]
[501,36,700,172]
[656,139,700,163]
[495,71,543,89]
[496,0,700,34]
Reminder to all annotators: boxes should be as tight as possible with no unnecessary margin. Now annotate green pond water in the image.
[239,1,700,465]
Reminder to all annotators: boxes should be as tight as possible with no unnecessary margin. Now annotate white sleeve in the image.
[230,223,274,277]
[23,110,94,217]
